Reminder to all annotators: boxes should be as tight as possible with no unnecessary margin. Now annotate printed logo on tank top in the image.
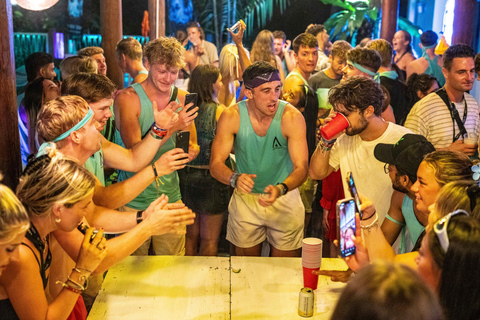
[272,136,283,149]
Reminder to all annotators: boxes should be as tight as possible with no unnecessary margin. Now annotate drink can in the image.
[298,287,314,317]
[228,19,246,33]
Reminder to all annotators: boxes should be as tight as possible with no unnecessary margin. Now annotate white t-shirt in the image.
[329,122,412,223]
[404,92,479,149]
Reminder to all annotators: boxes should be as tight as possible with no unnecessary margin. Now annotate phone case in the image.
[185,93,198,113]
[336,198,356,258]
[176,131,190,154]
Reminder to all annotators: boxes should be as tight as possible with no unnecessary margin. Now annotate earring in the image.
[55,217,61,223]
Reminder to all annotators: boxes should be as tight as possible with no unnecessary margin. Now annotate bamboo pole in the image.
[0,0,22,189]
[101,0,123,88]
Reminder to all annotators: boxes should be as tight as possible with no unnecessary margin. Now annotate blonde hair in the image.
[219,44,240,82]
[143,37,185,69]
[251,30,277,68]
[0,175,30,244]
[77,46,104,57]
[116,37,143,61]
[16,153,95,218]
[37,96,90,148]
[60,56,98,80]
[367,39,393,68]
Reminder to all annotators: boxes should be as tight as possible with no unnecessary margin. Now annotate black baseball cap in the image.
[374,134,435,177]
[420,30,438,47]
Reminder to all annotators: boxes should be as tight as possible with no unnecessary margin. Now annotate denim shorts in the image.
[178,167,230,215]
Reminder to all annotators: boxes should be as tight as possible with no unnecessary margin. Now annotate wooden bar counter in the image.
[88,256,347,319]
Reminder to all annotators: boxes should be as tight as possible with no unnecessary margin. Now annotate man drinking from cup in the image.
[309,77,411,223]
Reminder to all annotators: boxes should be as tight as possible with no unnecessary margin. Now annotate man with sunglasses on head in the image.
[374,134,435,253]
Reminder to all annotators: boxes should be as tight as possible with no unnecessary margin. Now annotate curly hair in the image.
[443,44,475,71]
[143,37,185,70]
[328,76,384,116]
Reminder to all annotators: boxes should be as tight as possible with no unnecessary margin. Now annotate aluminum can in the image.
[298,287,314,317]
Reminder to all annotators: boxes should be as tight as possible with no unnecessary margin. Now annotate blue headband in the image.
[348,60,380,83]
[53,107,94,142]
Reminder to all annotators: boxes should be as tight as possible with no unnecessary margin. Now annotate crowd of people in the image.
[2,19,480,319]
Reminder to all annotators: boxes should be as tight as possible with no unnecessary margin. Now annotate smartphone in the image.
[176,130,190,155]
[346,171,363,219]
[77,223,103,242]
[184,93,198,113]
[336,198,356,258]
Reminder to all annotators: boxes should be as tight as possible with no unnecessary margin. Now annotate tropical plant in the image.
[318,0,422,46]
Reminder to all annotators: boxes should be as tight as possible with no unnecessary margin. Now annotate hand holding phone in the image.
[176,131,190,159]
[346,172,363,218]
[184,93,198,113]
[337,198,356,258]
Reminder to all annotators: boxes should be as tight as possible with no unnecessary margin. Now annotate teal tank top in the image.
[402,196,425,246]
[234,100,292,193]
[115,83,181,208]
[84,149,105,186]
[422,49,446,86]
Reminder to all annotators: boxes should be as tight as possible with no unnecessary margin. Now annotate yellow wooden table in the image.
[87,256,347,319]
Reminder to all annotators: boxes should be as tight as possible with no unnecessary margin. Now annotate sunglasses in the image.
[433,209,469,253]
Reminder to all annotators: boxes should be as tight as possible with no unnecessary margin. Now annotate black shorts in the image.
[178,167,230,215]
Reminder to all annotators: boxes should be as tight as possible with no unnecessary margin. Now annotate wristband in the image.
[150,123,167,140]
[230,172,241,188]
[276,183,289,196]
[56,281,83,294]
[360,212,379,230]
[137,210,144,224]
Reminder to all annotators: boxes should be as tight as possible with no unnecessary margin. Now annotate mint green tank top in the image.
[84,149,105,186]
[234,100,292,193]
[402,195,425,246]
[115,83,181,209]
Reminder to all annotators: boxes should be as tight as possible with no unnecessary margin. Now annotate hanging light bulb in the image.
[16,0,59,11]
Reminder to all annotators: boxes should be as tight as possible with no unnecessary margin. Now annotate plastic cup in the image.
[464,133,478,147]
[320,113,350,140]
[303,266,320,290]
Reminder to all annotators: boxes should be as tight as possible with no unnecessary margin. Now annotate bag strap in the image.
[435,88,467,142]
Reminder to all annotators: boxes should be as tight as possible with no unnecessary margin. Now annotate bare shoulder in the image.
[284,73,304,88]
[282,102,304,120]
[115,86,140,107]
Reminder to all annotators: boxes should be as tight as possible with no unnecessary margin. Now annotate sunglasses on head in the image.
[433,209,469,253]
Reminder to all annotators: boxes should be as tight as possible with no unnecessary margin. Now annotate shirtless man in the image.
[210,62,308,257]
[114,37,200,256]
[406,30,445,86]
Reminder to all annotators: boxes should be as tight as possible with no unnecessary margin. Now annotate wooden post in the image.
[149,0,165,40]
[100,0,124,88]
[0,0,22,189]
[380,0,398,43]
[452,0,477,46]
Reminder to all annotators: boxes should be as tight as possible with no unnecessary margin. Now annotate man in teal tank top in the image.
[211,62,308,257]
[374,134,435,253]
[115,37,149,85]
[114,37,199,256]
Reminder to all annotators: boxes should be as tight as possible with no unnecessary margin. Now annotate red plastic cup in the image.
[303,266,320,290]
[320,113,350,140]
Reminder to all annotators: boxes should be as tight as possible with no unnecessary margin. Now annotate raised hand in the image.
[153,100,179,130]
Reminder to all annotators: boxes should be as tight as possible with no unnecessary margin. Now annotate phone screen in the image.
[337,198,356,258]
[347,172,363,218]
[184,93,198,113]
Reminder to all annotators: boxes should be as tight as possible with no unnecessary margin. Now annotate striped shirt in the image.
[404,92,479,149]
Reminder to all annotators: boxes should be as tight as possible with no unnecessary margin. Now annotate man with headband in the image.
[342,48,395,123]
[406,30,445,86]
[210,61,308,257]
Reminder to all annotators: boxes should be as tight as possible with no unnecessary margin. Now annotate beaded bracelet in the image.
[150,123,167,140]
[318,137,337,152]
[56,280,83,294]
[360,212,379,230]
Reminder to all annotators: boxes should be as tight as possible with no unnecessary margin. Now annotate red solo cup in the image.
[303,266,320,290]
[320,113,350,140]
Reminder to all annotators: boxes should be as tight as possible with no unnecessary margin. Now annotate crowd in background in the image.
[1,19,480,320]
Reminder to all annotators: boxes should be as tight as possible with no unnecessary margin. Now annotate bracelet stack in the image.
[318,137,336,152]
[56,267,90,294]
[360,212,379,230]
[150,123,167,140]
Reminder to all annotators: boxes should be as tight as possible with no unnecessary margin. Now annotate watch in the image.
[276,183,289,196]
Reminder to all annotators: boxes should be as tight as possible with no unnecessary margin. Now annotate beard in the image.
[345,116,368,136]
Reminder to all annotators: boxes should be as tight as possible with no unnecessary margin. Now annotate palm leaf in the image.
[317,0,354,11]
